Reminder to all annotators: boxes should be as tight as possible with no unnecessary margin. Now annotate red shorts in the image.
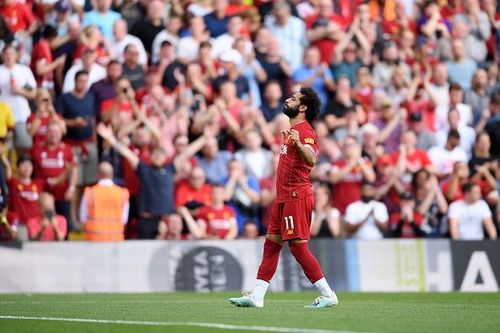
[267,195,314,241]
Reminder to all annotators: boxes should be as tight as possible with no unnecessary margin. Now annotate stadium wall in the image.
[0,240,498,293]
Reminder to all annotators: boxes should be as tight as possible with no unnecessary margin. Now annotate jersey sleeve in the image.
[300,127,318,154]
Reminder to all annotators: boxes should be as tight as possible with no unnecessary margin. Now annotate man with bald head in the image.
[79,162,130,241]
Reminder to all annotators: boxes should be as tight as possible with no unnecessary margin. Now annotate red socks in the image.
[289,242,324,283]
[256,239,283,282]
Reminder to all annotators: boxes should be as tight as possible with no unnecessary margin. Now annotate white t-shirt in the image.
[435,103,472,132]
[111,34,148,65]
[344,200,389,240]
[428,146,468,175]
[436,125,476,158]
[62,63,106,93]
[448,199,492,240]
[0,64,37,123]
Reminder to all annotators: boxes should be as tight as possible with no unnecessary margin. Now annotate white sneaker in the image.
[229,293,264,308]
[304,294,339,309]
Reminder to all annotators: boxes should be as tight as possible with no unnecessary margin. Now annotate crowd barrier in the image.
[0,239,498,293]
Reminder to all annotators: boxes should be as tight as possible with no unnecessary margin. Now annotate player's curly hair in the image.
[299,87,321,123]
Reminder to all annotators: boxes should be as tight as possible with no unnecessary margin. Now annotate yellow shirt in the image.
[0,102,14,137]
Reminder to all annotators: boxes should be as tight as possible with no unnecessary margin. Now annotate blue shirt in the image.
[203,13,229,38]
[293,65,333,113]
[136,162,175,216]
[446,59,477,90]
[56,92,95,141]
[196,151,233,184]
[82,10,121,41]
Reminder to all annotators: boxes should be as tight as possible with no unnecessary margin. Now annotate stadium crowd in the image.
[0,0,499,242]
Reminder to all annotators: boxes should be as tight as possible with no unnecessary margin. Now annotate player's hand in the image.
[289,129,300,145]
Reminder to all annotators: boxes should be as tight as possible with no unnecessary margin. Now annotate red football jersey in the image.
[276,121,317,203]
[8,178,45,225]
[31,143,75,201]
[197,206,236,239]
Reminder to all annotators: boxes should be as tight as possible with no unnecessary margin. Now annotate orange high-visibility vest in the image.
[84,184,129,241]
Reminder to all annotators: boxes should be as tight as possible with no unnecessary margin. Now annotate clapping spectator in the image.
[390,191,427,238]
[28,192,67,241]
[197,183,238,239]
[111,19,147,66]
[448,182,497,240]
[310,183,340,238]
[27,88,66,147]
[429,130,468,178]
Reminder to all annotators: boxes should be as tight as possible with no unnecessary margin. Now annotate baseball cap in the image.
[54,0,71,12]
[219,49,242,66]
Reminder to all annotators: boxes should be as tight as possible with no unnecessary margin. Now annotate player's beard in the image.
[283,104,300,119]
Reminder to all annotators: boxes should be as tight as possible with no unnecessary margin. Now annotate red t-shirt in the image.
[26,113,63,147]
[175,179,212,207]
[197,205,236,239]
[31,143,76,201]
[403,100,436,132]
[8,178,45,225]
[390,149,432,172]
[123,145,151,196]
[441,178,489,203]
[390,211,424,238]
[276,121,317,203]
[331,158,372,214]
[27,215,67,241]
[304,14,348,63]
[31,38,53,86]
[0,3,35,33]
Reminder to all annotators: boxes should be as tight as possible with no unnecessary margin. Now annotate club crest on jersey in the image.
[280,145,288,155]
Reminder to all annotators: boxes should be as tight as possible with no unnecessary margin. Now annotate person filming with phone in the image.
[27,192,67,241]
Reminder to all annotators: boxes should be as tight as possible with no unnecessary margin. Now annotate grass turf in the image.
[0,292,499,333]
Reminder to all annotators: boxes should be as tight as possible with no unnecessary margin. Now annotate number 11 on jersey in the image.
[284,216,294,231]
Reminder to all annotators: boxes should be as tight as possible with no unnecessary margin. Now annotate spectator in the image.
[204,0,230,38]
[27,192,67,241]
[89,60,123,117]
[464,68,492,123]
[329,135,376,215]
[260,80,284,122]
[235,131,273,181]
[97,124,209,239]
[331,15,372,86]
[241,220,260,239]
[292,46,335,113]
[62,47,106,93]
[484,92,500,157]
[392,130,434,181]
[7,155,44,226]
[445,38,477,90]
[389,191,427,238]
[197,183,238,239]
[31,25,66,91]
[82,0,121,41]
[448,182,497,240]
[304,0,346,64]
[435,82,472,132]
[469,132,498,178]
[32,121,77,228]
[411,170,448,237]
[436,108,476,157]
[344,182,389,240]
[130,0,165,55]
[79,162,129,241]
[175,166,212,208]
[373,96,404,154]
[156,213,191,240]
[213,15,246,58]
[223,158,260,232]
[122,44,145,90]
[151,13,182,64]
[0,45,37,152]
[429,129,468,178]
[213,50,250,100]
[257,37,292,97]
[0,0,38,35]
[374,154,404,215]
[408,112,437,151]
[264,1,307,71]
[310,183,340,238]
[27,88,66,147]
[428,63,450,108]
[111,19,147,66]
[373,41,410,88]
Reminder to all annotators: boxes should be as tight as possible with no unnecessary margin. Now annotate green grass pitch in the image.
[1,292,499,333]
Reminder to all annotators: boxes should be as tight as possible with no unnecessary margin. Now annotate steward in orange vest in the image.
[80,162,130,241]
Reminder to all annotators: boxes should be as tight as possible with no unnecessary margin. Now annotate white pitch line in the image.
[0,315,369,333]
[0,299,296,305]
